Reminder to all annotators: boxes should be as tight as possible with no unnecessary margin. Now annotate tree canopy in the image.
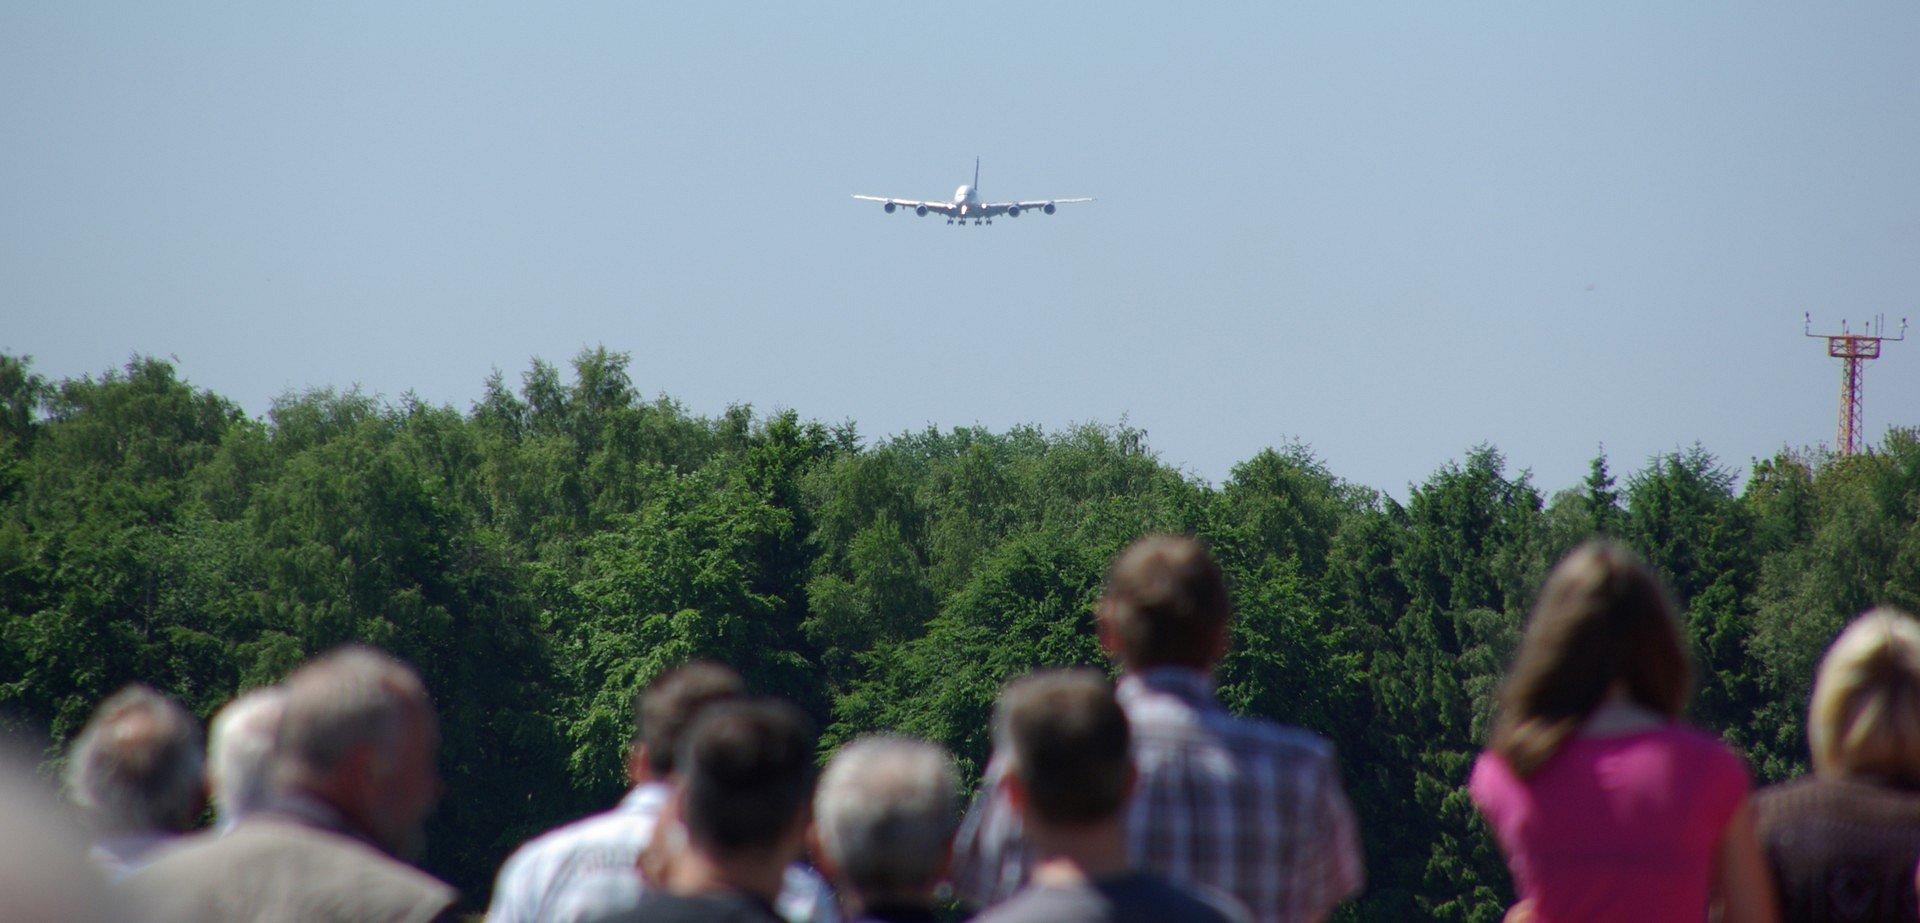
[3,350,1915,921]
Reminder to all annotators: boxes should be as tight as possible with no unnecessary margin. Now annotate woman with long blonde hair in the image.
[1756,607,1920,922]
[1469,541,1776,923]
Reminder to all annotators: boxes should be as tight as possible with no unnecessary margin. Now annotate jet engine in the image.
[914,205,929,217]
[1006,206,1021,218]
[883,202,896,213]
[1042,203,1056,215]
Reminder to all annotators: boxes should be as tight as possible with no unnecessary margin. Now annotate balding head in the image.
[276,646,440,857]
[1099,534,1232,671]
[63,684,204,836]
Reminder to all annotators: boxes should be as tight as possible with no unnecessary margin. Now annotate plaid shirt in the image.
[952,668,1364,923]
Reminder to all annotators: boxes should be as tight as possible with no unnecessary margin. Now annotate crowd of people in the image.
[6,533,1920,922]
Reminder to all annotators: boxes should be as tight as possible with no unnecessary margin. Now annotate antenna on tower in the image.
[1805,313,1907,456]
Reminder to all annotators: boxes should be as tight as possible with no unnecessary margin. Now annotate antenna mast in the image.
[1805,313,1908,455]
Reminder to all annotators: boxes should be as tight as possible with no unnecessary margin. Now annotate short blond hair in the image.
[1808,607,1920,785]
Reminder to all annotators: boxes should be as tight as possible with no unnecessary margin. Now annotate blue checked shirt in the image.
[952,668,1364,923]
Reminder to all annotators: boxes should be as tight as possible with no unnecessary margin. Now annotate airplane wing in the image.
[980,198,1095,216]
[852,195,957,216]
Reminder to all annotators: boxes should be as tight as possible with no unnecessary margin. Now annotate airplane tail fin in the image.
[974,157,980,191]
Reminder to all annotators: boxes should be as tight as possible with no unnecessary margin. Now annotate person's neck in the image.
[1581,686,1668,737]
[1025,817,1131,887]
[666,844,788,905]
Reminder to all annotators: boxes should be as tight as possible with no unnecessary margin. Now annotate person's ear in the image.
[807,821,838,883]
[1004,771,1029,816]
[1208,620,1231,667]
[1096,598,1121,660]
[626,743,651,786]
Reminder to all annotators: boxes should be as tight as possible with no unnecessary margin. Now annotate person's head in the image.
[678,699,817,862]
[1491,540,1692,778]
[812,736,958,910]
[207,686,287,826]
[275,645,440,857]
[1808,607,1920,786]
[1097,534,1233,672]
[634,661,746,782]
[62,684,205,836]
[998,668,1133,829]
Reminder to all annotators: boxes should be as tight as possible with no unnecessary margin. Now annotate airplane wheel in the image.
[986,220,993,225]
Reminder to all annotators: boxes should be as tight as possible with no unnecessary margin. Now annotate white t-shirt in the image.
[487,782,839,923]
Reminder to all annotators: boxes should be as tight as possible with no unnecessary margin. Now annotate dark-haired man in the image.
[584,699,821,923]
[969,669,1243,923]
[491,663,835,923]
[955,535,1363,923]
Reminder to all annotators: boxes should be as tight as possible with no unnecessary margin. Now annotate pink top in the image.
[1468,725,1751,923]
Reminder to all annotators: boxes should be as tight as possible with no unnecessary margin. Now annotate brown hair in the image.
[1489,541,1692,779]
[1100,534,1232,670]
[999,668,1131,826]
[680,699,818,855]
[1808,607,1920,786]
[637,661,747,777]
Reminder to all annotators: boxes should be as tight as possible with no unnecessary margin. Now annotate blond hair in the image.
[1808,607,1920,786]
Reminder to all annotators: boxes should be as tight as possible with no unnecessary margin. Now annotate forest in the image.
[2,349,1916,922]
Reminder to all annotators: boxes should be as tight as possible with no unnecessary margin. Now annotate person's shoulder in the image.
[506,805,652,866]
[1656,722,1738,753]
[964,885,1084,923]
[125,825,231,878]
[1106,872,1249,923]
[1755,773,1823,807]
[1204,709,1337,764]
[130,818,455,923]
[621,890,784,923]
[1467,749,1520,801]
[1759,773,1920,827]
[1656,724,1752,782]
[969,875,1246,923]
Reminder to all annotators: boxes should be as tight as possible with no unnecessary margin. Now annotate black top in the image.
[1756,774,1920,923]
[851,904,943,923]
[588,889,786,923]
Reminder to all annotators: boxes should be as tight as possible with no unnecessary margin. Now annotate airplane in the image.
[853,159,1092,225]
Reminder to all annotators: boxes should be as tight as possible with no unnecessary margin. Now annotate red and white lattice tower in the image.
[1805,314,1907,456]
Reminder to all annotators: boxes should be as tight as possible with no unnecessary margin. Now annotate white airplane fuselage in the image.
[952,184,980,217]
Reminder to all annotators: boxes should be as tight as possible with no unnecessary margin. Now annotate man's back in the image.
[488,785,670,923]
[955,668,1363,923]
[129,815,456,923]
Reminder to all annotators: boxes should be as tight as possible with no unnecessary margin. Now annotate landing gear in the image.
[985,219,993,225]
[946,219,954,224]
[975,219,984,225]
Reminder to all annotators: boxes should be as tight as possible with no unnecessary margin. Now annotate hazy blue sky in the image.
[6,3,1917,497]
